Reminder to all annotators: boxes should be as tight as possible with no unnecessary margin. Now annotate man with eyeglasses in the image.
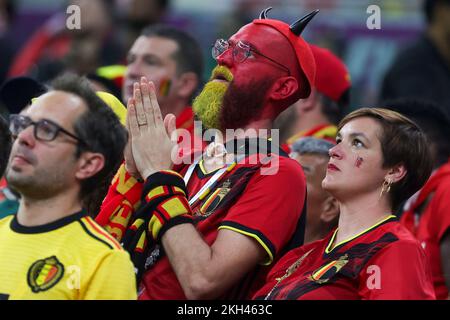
[96,8,318,300]
[0,74,136,299]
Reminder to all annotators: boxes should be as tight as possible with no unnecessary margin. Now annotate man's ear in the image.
[385,163,407,184]
[75,152,105,180]
[175,72,199,100]
[320,196,340,225]
[268,76,299,102]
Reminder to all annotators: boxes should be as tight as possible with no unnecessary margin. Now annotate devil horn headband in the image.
[259,7,272,19]
[258,7,320,35]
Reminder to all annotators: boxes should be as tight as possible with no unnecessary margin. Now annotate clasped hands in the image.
[124,77,178,181]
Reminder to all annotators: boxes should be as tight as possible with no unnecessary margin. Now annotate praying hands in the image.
[126,77,178,180]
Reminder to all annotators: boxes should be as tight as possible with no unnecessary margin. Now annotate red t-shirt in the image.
[253,216,435,300]
[401,161,450,299]
[138,154,306,299]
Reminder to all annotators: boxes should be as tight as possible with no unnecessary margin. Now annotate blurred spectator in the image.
[380,0,450,117]
[87,66,125,101]
[123,24,203,144]
[275,44,351,150]
[0,76,48,115]
[0,114,12,219]
[88,73,123,101]
[88,65,126,102]
[0,0,16,85]
[216,0,257,39]
[385,98,450,300]
[8,0,125,82]
[115,0,170,52]
[290,137,339,244]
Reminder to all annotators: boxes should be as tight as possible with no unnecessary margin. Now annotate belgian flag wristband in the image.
[143,170,193,242]
[142,170,188,204]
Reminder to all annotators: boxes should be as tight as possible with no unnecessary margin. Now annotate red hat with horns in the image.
[253,8,318,99]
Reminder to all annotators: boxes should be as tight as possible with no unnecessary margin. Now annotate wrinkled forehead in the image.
[230,22,289,52]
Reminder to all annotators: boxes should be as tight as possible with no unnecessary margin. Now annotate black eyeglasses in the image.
[211,38,290,75]
[9,114,85,145]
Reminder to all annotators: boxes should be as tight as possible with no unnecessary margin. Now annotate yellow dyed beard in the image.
[192,80,228,130]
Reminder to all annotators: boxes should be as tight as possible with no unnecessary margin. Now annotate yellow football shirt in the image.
[0,211,137,300]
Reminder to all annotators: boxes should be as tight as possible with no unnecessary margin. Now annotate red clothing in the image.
[0,178,7,202]
[138,153,306,299]
[286,124,338,146]
[282,123,338,154]
[176,107,204,157]
[96,140,307,300]
[176,107,195,131]
[401,160,450,299]
[95,107,203,241]
[253,216,435,300]
[9,30,70,77]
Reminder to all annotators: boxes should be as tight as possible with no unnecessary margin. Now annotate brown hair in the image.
[338,107,433,210]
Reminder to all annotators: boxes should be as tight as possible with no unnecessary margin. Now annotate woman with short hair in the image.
[253,108,436,300]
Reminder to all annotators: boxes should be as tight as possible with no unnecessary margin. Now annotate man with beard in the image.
[96,7,318,299]
[0,74,136,299]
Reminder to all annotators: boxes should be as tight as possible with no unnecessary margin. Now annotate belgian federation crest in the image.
[27,256,65,293]
[309,254,349,284]
[197,180,232,217]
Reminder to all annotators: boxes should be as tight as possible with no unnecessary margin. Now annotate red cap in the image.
[253,19,315,99]
[310,44,351,103]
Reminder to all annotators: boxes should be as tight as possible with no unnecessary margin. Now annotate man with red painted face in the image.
[96,7,318,300]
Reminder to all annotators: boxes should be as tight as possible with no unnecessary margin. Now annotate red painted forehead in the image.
[230,23,279,44]
[249,18,316,98]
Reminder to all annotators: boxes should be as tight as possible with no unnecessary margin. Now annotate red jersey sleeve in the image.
[219,157,306,265]
[359,240,436,300]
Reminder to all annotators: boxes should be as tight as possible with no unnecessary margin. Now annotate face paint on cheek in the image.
[159,79,171,97]
[355,156,363,168]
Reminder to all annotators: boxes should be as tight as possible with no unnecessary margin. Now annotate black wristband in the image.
[142,171,188,202]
